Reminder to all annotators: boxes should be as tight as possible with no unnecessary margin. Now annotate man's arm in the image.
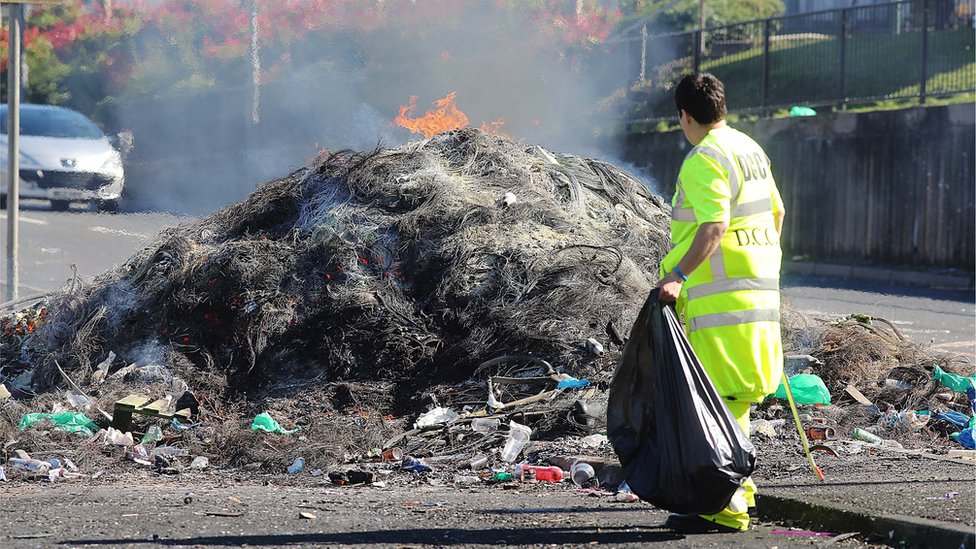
[773,209,785,235]
[656,220,728,303]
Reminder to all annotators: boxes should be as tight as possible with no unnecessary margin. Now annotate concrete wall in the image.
[622,103,975,271]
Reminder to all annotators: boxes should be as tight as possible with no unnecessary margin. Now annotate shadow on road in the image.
[58,525,683,546]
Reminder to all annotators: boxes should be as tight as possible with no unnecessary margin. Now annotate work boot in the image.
[664,514,742,534]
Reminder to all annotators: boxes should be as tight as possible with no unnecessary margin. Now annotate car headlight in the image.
[101,155,123,170]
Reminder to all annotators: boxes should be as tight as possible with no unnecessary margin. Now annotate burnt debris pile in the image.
[2,129,971,476]
[3,128,670,431]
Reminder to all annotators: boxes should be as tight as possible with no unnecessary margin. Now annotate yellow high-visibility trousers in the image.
[698,400,756,531]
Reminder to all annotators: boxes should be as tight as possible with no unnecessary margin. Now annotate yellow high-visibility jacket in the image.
[661,126,784,403]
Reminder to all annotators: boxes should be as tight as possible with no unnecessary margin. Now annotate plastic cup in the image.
[471,418,500,434]
[468,454,488,470]
[570,461,596,487]
[501,422,531,463]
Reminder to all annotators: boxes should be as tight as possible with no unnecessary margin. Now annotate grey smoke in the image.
[107,3,640,215]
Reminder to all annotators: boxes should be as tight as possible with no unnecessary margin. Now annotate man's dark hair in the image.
[674,73,727,124]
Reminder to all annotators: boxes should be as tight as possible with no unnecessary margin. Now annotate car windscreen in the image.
[0,107,104,139]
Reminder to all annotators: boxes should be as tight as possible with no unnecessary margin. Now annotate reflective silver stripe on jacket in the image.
[673,145,744,224]
[688,308,780,332]
[731,197,772,219]
[709,244,726,281]
[690,145,741,204]
[671,180,694,221]
[686,277,780,301]
[674,183,685,209]
[671,207,696,222]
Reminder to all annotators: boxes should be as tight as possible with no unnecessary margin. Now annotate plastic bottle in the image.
[455,475,481,485]
[287,457,305,474]
[489,472,514,483]
[586,338,605,356]
[516,465,563,482]
[581,433,608,447]
[614,480,640,503]
[851,427,883,444]
[141,425,163,444]
[883,379,913,390]
[466,454,488,470]
[471,418,500,434]
[152,446,188,457]
[570,461,596,487]
[400,456,432,473]
[127,444,151,463]
[7,458,51,474]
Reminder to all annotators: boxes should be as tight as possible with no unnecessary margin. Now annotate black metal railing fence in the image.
[614,0,974,123]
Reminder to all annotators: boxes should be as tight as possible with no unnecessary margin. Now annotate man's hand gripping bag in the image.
[607,290,756,514]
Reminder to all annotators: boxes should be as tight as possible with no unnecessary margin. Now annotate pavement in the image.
[0,477,872,549]
[550,443,976,549]
[756,448,975,549]
[782,260,974,291]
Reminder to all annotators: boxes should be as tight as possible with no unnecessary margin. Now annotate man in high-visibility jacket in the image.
[656,72,785,534]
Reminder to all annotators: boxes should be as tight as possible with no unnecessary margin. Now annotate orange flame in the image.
[394,92,469,138]
[479,118,507,137]
[394,92,507,138]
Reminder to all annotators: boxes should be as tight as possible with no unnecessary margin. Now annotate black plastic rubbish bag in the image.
[607,289,756,515]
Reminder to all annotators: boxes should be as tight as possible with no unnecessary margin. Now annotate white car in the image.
[0,104,126,212]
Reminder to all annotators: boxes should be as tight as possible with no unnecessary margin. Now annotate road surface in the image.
[781,276,975,362]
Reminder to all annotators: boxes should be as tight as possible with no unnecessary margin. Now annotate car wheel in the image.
[97,199,120,213]
[51,200,71,211]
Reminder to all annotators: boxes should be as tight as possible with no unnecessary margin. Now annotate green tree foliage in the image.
[23,38,70,105]
[2,0,624,116]
[2,2,141,112]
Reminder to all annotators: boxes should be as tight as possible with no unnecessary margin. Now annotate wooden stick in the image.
[55,360,112,422]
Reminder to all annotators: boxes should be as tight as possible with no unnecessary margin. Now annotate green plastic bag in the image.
[18,412,100,436]
[250,412,300,434]
[931,365,976,393]
[789,106,817,117]
[773,374,831,405]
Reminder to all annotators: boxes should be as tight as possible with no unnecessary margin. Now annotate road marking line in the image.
[89,226,148,239]
[0,213,48,225]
